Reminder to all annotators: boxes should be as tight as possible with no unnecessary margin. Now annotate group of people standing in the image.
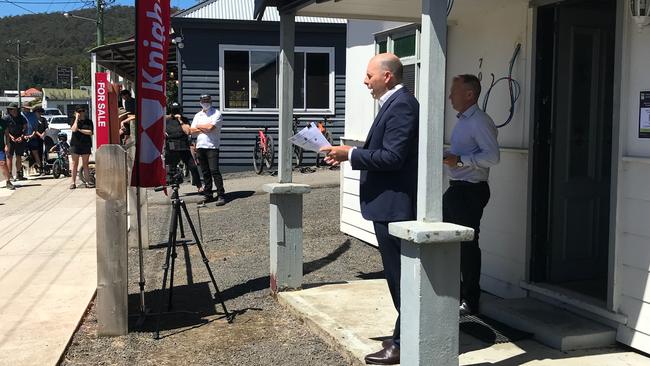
[164,94,226,206]
[0,102,94,190]
[322,53,500,365]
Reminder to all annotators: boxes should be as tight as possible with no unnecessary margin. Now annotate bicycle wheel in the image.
[264,135,274,169]
[79,167,86,184]
[292,146,303,168]
[252,137,264,174]
[52,161,62,179]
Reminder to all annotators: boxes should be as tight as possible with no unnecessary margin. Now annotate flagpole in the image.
[134,0,147,323]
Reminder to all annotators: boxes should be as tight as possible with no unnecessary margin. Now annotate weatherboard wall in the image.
[172,19,347,172]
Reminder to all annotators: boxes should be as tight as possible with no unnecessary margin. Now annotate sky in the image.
[0,0,197,18]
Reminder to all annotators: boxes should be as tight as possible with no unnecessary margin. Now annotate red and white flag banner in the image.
[132,0,170,187]
[95,72,109,148]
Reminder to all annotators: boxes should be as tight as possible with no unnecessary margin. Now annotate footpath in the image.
[0,176,97,366]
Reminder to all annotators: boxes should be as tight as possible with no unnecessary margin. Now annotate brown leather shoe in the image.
[364,343,400,365]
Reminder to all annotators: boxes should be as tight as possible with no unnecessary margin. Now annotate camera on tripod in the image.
[165,163,185,187]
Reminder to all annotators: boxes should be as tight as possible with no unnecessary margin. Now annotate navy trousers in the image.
[373,221,402,345]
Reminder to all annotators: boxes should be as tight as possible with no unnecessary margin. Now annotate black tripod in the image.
[154,183,232,339]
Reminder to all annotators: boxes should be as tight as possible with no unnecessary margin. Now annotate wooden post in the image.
[278,12,295,183]
[96,144,129,336]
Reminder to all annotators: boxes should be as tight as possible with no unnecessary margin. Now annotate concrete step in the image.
[480,295,616,351]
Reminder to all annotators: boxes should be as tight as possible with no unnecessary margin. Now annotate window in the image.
[374,25,420,98]
[220,45,335,113]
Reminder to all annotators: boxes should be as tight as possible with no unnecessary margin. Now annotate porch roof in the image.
[255,0,422,22]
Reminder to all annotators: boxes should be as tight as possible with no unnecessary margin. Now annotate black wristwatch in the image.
[456,156,464,168]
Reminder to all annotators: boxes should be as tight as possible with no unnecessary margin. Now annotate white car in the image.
[45,115,73,148]
[43,108,66,122]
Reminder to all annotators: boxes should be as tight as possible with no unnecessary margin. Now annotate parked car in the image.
[45,115,73,151]
[43,108,66,122]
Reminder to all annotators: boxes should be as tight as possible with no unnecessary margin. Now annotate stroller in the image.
[43,132,71,179]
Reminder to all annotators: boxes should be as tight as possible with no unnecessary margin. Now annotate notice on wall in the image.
[640,91,650,139]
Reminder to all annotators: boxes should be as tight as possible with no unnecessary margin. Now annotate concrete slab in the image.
[0,177,96,366]
[481,296,616,351]
[278,280,650,366]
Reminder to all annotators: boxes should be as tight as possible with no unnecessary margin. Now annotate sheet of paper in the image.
[289,122,332,153]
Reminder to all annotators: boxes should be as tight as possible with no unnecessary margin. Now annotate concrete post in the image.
[95,144,129,336]
[264,183,311,294]
[278,13,295,183]
[391,222,473,365]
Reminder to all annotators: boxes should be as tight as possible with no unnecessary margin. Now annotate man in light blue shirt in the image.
[443,74,500,316]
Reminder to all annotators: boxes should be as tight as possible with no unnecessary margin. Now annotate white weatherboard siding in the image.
[613,2,650,352]
[616,159,650,352]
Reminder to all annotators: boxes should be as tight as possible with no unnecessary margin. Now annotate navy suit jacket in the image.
[350,87,419,222]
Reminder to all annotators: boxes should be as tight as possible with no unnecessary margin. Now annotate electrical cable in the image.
[0,0,85,3]
[447,0,454,15]
[481,43,522,128]
[2,0,38,13]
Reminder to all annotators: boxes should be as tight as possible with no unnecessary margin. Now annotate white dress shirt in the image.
[191,107,223,149]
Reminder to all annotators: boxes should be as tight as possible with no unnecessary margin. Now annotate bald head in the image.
[372,53,403,85]
[364,53,403,99]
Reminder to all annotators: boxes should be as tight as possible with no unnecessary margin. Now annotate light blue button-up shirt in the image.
[445,104,500,183]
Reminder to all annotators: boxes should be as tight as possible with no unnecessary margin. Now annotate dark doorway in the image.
[531,0,616,301]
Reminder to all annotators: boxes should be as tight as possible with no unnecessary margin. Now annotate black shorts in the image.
[28,138,43,151]
[70,145,92,155]
[8,140,26,156]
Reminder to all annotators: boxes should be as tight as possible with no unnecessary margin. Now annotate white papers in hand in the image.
[289,122,332,153]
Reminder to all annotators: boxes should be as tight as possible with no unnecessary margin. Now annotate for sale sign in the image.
[132,0,170,187]
[95,72,109,148]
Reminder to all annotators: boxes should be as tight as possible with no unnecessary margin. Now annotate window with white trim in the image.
[375,25,420,98]
[220,45,335,113]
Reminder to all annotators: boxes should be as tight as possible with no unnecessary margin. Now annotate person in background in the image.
[0,112,15,190]
[23,105,43,175]
[32,107,48,175]
[120,89,136,114]
[4,103,27,181]
[443,74,500,316]
[190,94,226,206]
[165,102,202,191]
[69,107,94,189]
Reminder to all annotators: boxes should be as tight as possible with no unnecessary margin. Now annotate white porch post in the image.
[264,12,310,294]
[389,0,473,365]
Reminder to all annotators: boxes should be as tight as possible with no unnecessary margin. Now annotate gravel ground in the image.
[61,171,384,366]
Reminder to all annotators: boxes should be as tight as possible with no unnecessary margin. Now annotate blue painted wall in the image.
[171,19,347,172]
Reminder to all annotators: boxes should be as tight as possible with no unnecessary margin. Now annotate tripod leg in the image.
[178,210,186,239]
[154,199,180,339]
[168,216,179,311]
[179,200,232,322]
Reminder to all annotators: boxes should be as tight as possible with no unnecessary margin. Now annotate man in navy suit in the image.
[322,53,419,365]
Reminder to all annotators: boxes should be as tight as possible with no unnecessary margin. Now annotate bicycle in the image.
[291,117,304,168]
[253,126,275,174]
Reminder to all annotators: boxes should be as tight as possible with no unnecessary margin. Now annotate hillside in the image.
[0,6,135,91]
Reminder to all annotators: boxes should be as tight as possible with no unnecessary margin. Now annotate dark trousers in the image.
[373,221,401,345]
[196,148,224,197]
[166,150,201,188]
[443,180,490,308]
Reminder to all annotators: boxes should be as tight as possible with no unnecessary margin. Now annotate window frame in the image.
[219,44,336,115]
[374,24,421,98]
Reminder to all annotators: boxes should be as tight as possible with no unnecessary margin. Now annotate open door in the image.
[531,0,615,300]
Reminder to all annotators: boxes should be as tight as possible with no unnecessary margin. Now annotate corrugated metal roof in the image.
[42,88,90,101]
[175,0,346,24]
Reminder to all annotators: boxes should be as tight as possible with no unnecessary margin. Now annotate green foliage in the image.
[0,6,135,91]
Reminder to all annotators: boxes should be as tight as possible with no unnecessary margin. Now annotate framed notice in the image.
[640,91,650,139]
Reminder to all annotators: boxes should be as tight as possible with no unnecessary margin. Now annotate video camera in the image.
[165,164,185,187]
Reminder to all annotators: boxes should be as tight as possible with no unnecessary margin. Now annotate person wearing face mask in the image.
[190,94,226,206]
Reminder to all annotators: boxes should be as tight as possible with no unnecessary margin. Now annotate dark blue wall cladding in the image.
[172,19,347,172]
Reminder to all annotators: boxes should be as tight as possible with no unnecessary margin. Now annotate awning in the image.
[255,0,422,22]
[88,38,177,82]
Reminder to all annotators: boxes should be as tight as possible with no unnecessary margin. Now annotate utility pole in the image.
[97,0,104,47]
[16,41,21,107]
[70,67,74,100]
